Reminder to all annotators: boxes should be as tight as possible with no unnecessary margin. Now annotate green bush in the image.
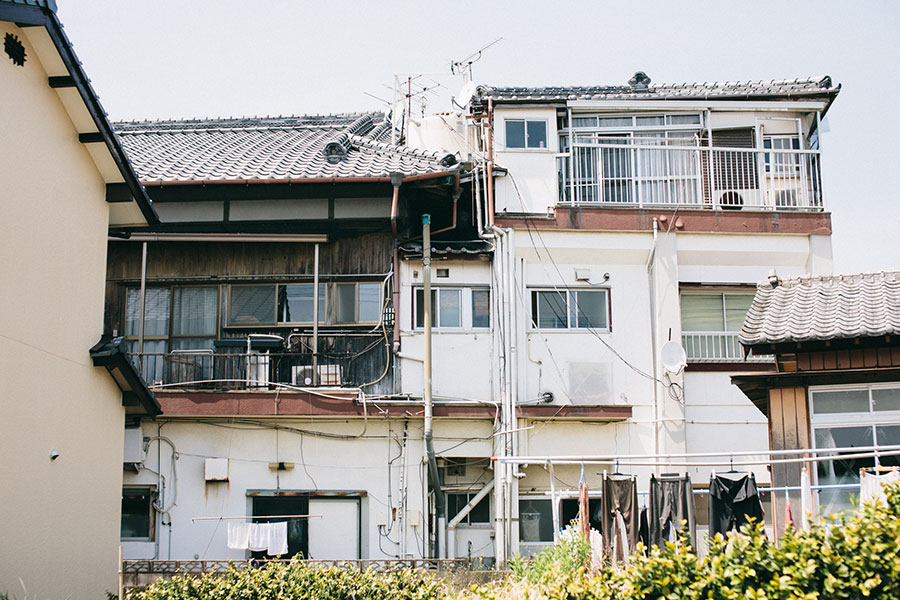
[129,485,900,600]
[466,482,900,600]
[126,559,446,600]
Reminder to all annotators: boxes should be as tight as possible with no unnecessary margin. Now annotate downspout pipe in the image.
[486,98,496,227]
[422,214,445,557]
[646,218,660,463]
[390,172,403,355]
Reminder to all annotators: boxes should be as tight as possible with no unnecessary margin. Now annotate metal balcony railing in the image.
[682,332,772,363]
[130,350,382,391]
[558,137,823,210]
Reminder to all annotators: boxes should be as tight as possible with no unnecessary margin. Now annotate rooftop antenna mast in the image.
[451,37,502,83]
[390,74,443,145]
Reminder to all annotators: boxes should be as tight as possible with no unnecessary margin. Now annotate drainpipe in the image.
[312,243,320,386]
[646,219,660,464]
[390,172,403,237]
[138,241,148,355]
[486,98,496,227]
[447,480,495,559]
[393,247,401,353]
[422,214,445,557]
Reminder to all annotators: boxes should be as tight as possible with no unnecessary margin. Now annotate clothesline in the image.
[192,514,322,522]
[492,443,900,466]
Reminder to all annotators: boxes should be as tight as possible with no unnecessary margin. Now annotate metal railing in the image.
[558,137,823,210]
[130,350,375,391]
[682,331,772,363]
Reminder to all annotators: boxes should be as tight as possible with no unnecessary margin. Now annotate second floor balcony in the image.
[558,135,823,210]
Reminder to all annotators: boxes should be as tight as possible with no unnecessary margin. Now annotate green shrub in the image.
[126,559,446,600]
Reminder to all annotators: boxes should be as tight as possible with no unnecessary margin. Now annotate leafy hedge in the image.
[467,482,900,600]
[126,561,446,600]
[129,484,900,600]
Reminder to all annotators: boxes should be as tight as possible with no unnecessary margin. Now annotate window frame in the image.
[445,491,492,527]
[121,486,156,542]
[809,383,900,512]
[529,287,610,331]
[679,291,755,334]
[413,286,490,331]
[504,118,550,150]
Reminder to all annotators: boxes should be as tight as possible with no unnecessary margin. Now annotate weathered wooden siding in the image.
[792,348,900,372]
[767,386,811,536]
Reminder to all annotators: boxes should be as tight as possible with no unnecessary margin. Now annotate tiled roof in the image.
[114,113,455,183]
[478,74,838,103]
[739,272,900,347]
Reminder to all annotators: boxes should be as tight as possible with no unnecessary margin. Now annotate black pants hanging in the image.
[649,473,696,548]
[708,472,764,537]
[598,473,638,560]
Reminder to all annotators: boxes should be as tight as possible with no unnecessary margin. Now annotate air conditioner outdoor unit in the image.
[713,188,763,209]
[291,365,343,387]
[123,427,145,466]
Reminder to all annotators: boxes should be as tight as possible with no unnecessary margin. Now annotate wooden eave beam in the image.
[78,131,105,144]
[48,75,75,88]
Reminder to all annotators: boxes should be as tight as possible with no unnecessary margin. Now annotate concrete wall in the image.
[0,22,125,600]
[122,417,496,561]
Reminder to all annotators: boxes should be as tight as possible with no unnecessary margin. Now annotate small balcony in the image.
[130,333,391,393]
[682,331,772,363]
[558,136,823,210]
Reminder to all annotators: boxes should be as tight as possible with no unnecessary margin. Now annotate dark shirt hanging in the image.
[708,472,764,536]
[599,473,639,560]
[649,473,696,548]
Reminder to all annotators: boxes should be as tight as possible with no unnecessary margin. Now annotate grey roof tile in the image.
[114,112,451,182]
[478,75,838,103]
[739,272,900,347]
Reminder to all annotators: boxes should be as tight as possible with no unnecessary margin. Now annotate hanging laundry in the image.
[708,472,764,536]
[859,468,900,504]
[227,521,251,550]
[638,507,650,550]
[578,478,591,539]
[599,473,639,561]
[784,493,794,529]
[248,522,269,552]
[800,467,812,532]
[266,521,288,556]
[648,473,696,548]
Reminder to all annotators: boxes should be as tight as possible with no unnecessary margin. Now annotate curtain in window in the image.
[172,287,217,336]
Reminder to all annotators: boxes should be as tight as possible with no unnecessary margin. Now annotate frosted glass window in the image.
[126,287,170,336]
[172,287,217,336]
[472,289,491,328]
[438,289,461,328]
[812,389,870,414]
[358,283,381,322]
[680,295,723,331]
[506,120,526,148]
[873,388,900,412]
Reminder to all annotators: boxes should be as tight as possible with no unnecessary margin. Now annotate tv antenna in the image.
[390,74,443,144]
[451,37,502,82]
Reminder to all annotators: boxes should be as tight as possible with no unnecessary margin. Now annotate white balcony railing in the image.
[558,137,823,210]
[682,332,772,363]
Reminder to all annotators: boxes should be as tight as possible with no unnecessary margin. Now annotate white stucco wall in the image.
[0,22,125,600]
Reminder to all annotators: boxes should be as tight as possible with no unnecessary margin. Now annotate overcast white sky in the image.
[57,0,899,274]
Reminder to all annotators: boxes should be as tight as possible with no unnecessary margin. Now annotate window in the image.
[447,492,491,525]
[811,384,900,514]
[519,499,554,542]
[560,497,602,531]
[279,283,326,324]
[764,135,801,174]
[414,287,489,329]
[680,292,754,361]
[472,289,491,328]
[230,284,276,325]
[530,289,609,330]
[506,119,548,149]
[121,487,155,540]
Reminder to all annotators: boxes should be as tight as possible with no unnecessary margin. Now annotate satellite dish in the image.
[455,81,477,108]
[660,341,687,375]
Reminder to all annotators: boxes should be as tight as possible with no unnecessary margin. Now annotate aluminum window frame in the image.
[504,118,550,150]
[528,287,610,331]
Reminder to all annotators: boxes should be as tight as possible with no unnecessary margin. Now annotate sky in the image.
[57,0,899,274]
